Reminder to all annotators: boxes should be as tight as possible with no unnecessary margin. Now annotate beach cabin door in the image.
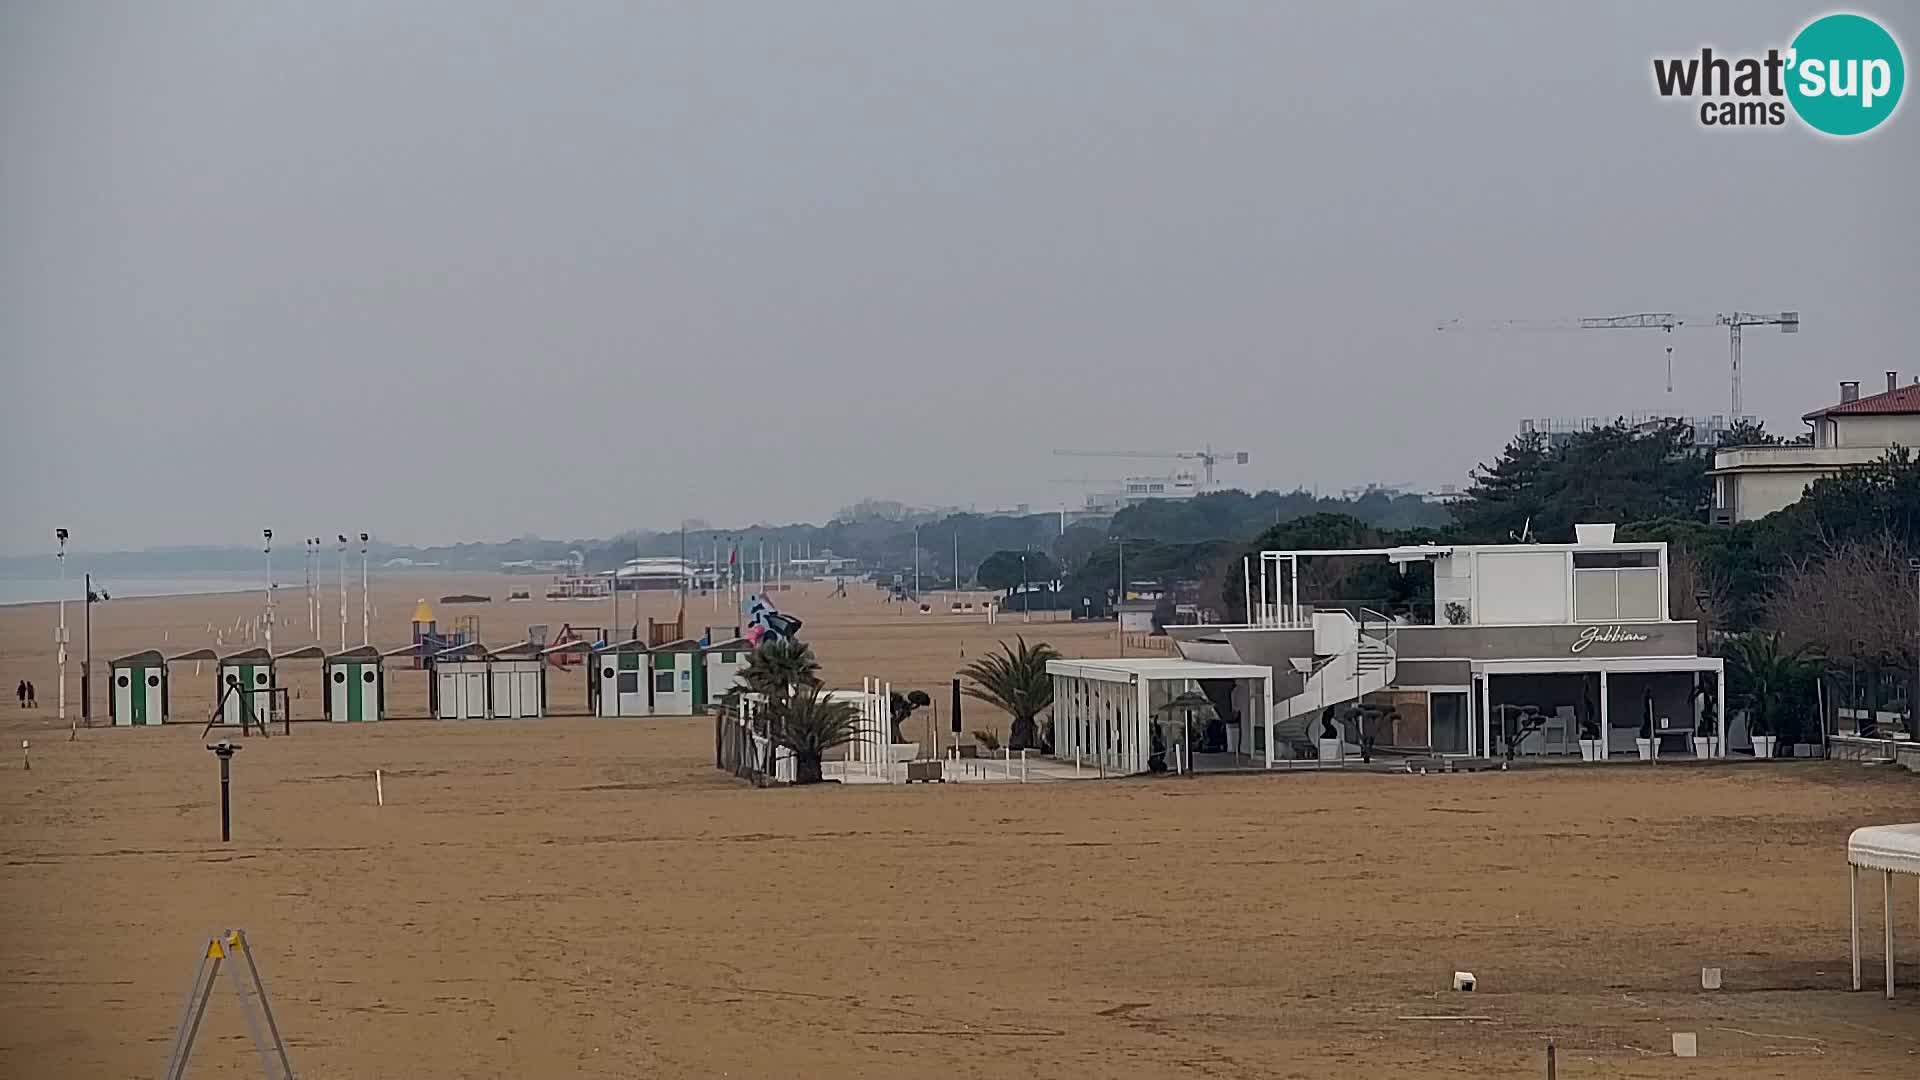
[113,666,165,726]
[438,663,486,719]
[220,665,274,726]
[492,662,542,718]
[330,663,381,722]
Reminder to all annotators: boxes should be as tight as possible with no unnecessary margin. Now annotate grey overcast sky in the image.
[2,1,1914,554]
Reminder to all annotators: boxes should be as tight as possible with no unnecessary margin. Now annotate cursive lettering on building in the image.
[1570,624,1652,653]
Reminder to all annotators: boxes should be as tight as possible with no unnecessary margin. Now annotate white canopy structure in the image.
[1047,658,1272,775]
[1849,823,1920,998]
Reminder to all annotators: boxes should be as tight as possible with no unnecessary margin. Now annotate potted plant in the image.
[1578,713,1603,761]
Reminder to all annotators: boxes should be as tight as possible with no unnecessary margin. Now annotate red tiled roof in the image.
[1804,383,1920,419]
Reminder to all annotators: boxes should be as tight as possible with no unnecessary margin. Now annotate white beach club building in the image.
[1122,524,1731,772]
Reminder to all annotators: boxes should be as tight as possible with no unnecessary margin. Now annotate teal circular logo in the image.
[1787,13,1904,136]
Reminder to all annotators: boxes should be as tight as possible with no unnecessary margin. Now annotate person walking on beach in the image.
[24,681,36,708]
[14,681,23,709]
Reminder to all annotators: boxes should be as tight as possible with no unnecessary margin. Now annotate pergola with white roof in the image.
[1047,658,1272,775]
[1849,823,1920,999]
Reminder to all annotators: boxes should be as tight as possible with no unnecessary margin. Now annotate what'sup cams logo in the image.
[1653,12,1904,135]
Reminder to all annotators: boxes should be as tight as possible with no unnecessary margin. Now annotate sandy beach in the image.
[1,578,1918,1077]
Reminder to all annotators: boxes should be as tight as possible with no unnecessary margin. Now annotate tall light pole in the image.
[913,526,921,598]
[336,534,348,652]
[1115,536,1126,656]
[55,528,69,736]
[360,533,370,646]
[310,538,321,640]
[83,573,107,728]
[262,529,274,662]
[1020,550,1029,623]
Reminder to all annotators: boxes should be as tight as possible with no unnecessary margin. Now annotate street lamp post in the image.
[82,573,108,727]
[1020,551,1029,623]
[55,529,69,737]
[337,535,348,652]
[262,530,274,662]
[360,533,370,646]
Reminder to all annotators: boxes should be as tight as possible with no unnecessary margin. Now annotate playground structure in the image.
[408,600,477,669]
[534,622,603,669]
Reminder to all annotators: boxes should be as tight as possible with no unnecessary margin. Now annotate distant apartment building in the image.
[1709,372,1920,523]
[1519,413,1751,451]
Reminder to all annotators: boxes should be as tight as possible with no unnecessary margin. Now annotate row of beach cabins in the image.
[105,633,753,726]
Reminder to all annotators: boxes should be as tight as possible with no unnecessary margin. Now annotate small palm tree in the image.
[961,636,1059,751]
[741,639,823,775]
[741,639,821,714]
[1724,631,1819,751]
[772,685,860,783]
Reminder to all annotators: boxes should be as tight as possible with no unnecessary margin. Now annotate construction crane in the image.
[1053,446,1250,487]
[1438,311,1799,418]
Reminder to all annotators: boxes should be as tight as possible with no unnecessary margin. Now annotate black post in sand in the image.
[208,742,241,842]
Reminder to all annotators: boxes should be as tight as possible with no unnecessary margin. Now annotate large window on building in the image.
[1572,550,1662,622]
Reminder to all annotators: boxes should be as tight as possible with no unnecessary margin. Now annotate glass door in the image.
[1430,690,1470,755]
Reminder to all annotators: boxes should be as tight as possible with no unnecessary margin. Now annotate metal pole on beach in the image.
[56,529,69,736]
[262,530,274,668]
[337,535,348,652]
[360,533,369,646]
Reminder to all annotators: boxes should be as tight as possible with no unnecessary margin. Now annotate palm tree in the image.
[741,639,821,714]
[961,636,1059,751]
[771,686,860,783]
[1723,631,1820,754]
[741,639,823,775]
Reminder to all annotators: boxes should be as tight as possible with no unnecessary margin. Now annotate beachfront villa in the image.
[1051,524,1729,775]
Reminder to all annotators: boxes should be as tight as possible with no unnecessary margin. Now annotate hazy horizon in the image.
[4,2,1914,556]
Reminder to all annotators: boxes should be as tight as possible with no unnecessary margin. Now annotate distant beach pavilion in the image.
[109,649,171,726]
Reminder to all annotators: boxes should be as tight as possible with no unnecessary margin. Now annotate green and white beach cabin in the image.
[109,650,169,726]
[702,637,751,714]
[592,639,653,717]
[650,639,704,715]
[216,647,276,727]
[325,645,385,722]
